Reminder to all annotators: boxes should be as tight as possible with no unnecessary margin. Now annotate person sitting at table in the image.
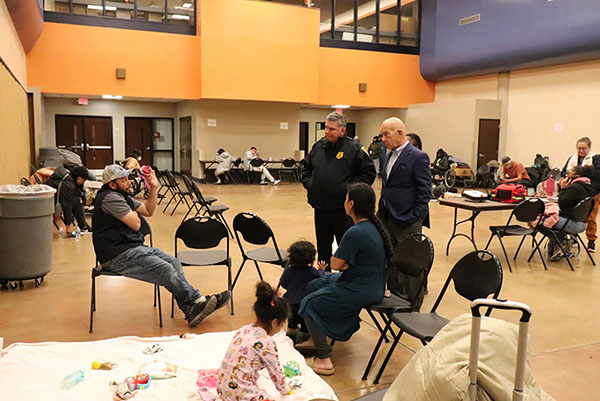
[243,146,280,185]
[499,156,533,187]
[546,165,596,261]
[215,148,233,185]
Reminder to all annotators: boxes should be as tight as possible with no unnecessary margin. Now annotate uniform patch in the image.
[336,152,344,159]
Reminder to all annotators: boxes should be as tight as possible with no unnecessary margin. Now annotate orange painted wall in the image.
[26,22,201,99]
[200,0,320,103]
[318,47,435,108]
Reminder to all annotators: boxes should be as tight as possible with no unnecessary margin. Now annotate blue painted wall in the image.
[420,0,600,81]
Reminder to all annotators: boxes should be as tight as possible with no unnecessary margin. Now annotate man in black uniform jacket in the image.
[301,112,376,269]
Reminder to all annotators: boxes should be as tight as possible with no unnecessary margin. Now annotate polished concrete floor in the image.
[1,180,598,400]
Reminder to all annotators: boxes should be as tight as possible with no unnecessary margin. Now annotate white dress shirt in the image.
[385,141,409,178]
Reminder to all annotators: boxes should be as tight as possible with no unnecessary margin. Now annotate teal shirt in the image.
[299,220,386,341]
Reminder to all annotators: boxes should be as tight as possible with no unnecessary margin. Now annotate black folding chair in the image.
[162,170,199,216]
[172,216,234,315]
[231,212,288,290]
[182,175,232,236]
[152,166,170,203]
[484,198,546,272]
[279,158,299,183]
[371,250,503,384]
[246,158,265,184]
[20,177,31,186]
[362,233,434,380]
[89,216,162,333]
[527,197,596,271]
[180,174,217,221]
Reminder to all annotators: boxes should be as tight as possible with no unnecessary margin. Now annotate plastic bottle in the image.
[75,227,81,242]
[58,228,64,241]
[546,176,555,198]
[61,370,85,389]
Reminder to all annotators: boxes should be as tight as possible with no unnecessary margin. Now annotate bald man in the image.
[378,117,431,309]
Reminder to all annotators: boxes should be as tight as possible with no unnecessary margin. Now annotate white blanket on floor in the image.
[0,331,338,401]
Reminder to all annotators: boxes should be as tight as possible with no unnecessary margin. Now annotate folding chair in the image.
[279,158,299,183]
[20,177,31,186]
[171,216,234,315]
[362,233,434,381]
[182,175,232,236]
[89,216,162,333]
[371,250,503,384]
[152,166,170,204]
[527,197,596,271]
[231,212,288,291]
[180,174,217,221]
[246,158,265,184]
[484,198,547,272]
[162,170,199,216]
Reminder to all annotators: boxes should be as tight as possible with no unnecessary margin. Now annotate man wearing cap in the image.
[499,156,532,187]
[92,165,230,328]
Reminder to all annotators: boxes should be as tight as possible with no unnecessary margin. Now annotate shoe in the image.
[588,241,596,253]
[306,356,334,376]
[187,296,217,328]
[259,181,267,185]
[273,179,281,185]
[550,246,564,262]
[79,227,93,235]
[215,181,222,185]
[212,290,231,311]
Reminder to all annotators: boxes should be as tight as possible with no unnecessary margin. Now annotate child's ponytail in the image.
[254,281,289,328]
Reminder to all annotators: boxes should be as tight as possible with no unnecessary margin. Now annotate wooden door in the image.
[299,122,309,153]
[125,118,153,166]
[55,115,85,162]
[477,119,500,170]
[179,116,192,174]
[85,117,113,169]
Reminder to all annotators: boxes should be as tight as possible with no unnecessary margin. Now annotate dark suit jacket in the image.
[379,143,431,226]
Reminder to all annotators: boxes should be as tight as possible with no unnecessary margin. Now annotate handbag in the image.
[54,173,69,218]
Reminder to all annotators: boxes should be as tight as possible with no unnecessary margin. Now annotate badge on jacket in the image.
[336,152,344,159]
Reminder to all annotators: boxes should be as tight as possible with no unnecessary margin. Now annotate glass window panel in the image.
[105,0,135,20]
[153,119,173,151]
[153,152,173,171]
[167,0,194,25]
[400,0,418,47]
[138,0,166,22]
[72,0,103,16]
[44,0,70,13]
[335,0,356,41]
[312,0,333,40]
[356,0,377,43]
[379,2,398,45]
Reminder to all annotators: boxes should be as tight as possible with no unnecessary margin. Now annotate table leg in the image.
[445,209,480,255]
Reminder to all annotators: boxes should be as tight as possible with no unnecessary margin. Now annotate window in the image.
[264,0,419,54]
[43,0,196,35]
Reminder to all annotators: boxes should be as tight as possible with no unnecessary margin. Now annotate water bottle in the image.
[61,370,84,389]
[75,227,81,242]
[58,228,64,241]
[546,176,555,198]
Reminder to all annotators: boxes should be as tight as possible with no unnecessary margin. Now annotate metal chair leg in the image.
[89,275,96,333]
[253,260,264,281]
[374,329,405,385]
[156,285,163,328]
[362,318,393,380]
[231,259,247,291]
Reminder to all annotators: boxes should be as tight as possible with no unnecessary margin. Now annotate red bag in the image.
[491,184,527,203]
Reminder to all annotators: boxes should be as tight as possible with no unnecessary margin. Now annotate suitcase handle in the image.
[471,298,531,322]
[469,298,531,401]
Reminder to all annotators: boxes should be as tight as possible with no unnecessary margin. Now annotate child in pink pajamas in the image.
[217,282,292,401]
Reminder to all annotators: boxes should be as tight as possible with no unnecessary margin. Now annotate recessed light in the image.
[170,14,190,20]
[182,3,193,8]
[331,104,351,109]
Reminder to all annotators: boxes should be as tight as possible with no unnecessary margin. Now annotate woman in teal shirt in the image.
[300,182,392,375]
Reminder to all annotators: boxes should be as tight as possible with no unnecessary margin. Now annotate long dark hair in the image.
[254,281,288,328]
[346,183,393,267]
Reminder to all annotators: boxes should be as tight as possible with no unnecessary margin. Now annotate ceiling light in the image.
[105,6,116,11]
[170,14,190,20]
[102,95,123,100]
[182,3,192,8]
[87,5,116,11]
[331,104,351,109]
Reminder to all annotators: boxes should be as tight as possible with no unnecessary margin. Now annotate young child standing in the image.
[217,281,292,401]
[278,240,324,344]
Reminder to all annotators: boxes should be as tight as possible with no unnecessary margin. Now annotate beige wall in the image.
[299,108,360,150]
[355,108,407,145]
[0,0,27,87]
[410,58,600,170]
[0,62,30,184]
[43,97,178,163]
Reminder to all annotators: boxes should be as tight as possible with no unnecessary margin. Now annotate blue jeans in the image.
[553,216,587,233]
[105,246,200,317]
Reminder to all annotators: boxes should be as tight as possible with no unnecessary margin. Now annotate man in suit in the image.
[378,117,431,309]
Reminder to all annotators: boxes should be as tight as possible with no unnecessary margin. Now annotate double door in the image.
[55,115,113,169]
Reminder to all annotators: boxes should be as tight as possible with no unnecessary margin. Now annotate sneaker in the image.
[588,241,596,253]
[215,180,222,185]
[213,290,231,311]
[187,296,217,328]
[273,179,281,185]
[79,227,93,235]
[550,246,564,262]
[259,181,267,185]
